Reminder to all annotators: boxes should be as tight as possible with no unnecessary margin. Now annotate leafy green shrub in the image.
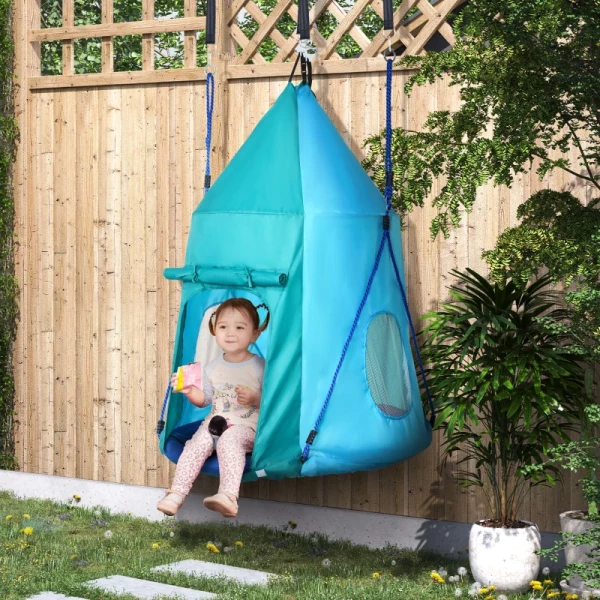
[527,405,600,588]
[421,269,584,525]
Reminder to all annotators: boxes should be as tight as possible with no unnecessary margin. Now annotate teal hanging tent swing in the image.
[158,0,434,483]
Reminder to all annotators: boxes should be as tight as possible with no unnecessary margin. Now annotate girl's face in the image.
[214,307,259,355]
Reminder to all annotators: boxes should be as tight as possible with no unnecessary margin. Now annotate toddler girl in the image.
[157,298,268,518]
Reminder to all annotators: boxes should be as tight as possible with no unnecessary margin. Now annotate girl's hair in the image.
[208,298,270,336]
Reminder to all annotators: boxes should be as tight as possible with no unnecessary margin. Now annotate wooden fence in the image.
[12,0,591,532]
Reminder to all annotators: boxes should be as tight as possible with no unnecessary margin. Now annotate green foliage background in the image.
[0,0,18,470]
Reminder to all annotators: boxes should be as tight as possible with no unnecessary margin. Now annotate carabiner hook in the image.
[382,31,396,60]
[204,50,216,75]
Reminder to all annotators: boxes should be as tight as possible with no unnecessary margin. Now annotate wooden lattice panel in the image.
[27,0,463,88]
[28,0,209,89]
[228,0,462,66]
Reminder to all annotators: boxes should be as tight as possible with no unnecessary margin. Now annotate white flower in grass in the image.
[457,567,468,577]
[94,510,101,517]
[468,589,477,597]
[497,595,508,600]
[322,559,331,567]
[471,581,482,591]
[542,567,550,576]
[104,530,113,539]
[438,567,448,578]
[455,589,463,597]
[169,531,174,538]
[448,575,456,583]
[391,560,396,566]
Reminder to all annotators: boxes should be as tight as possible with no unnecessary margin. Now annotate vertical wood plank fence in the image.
[11,0,592,532]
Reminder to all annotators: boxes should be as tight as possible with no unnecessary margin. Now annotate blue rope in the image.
[157,381,172,438]
[385,57,393,211]
[300,232,388,463]
[386,239,436,426]
[300,53,435,464]
[204,72,215,194]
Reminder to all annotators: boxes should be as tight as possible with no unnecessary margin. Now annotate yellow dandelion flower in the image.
[206,543,220,553]
[484,596,494,600]
[547,593,560,599]
[487,586,496,592]
[5,515,12,521]
[73,494,81,501]
[70,554,77,560]
[20,527,33,535]
[288,521,297,529]
[152,542,161,549]
[530,580,542,587]
[533,584,543,591]
[568,595,578,600]
[22,514,30,520]
[544,579,553,585]
[372,571,382,579]
[235,541,243,548]
[478,587,489,594]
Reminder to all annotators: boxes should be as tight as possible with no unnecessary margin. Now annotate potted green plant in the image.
[421,269,585,593]
[526,404,600,595]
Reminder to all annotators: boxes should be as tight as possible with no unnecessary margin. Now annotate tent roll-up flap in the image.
[164,266,288,287]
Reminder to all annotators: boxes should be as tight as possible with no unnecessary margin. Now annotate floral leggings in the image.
[171,420,255,498]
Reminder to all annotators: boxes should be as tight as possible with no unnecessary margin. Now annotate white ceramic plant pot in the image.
[559,510,600,595]
[469,520,541,593]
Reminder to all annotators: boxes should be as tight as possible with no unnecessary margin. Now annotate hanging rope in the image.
[158,30,216,439]
[300,46,435,465]
[156,382,171,437]
[204,71,215,193]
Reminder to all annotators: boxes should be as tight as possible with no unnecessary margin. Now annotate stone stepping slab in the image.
[84,575,216,599]
[27,594,88,600]
[152,559,274,586]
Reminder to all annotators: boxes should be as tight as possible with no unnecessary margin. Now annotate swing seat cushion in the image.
[164,420,252,477]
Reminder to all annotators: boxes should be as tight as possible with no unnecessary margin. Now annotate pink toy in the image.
[173,362,203,392]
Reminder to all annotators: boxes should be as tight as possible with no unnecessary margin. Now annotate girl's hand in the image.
[171,372,192,395]
[235,385,261,408]
[171,373,206,407]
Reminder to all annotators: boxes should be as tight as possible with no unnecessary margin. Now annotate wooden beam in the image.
[62,0,74,75]
[211,0,237,178]
[30,16,207,42]
[142,0,155,71]
[29,67,207,90]
[101,0,114,74]
[184,0,197,69]
[227,57,417,78]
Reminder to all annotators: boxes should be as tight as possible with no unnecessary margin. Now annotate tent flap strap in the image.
[163,266,288,288]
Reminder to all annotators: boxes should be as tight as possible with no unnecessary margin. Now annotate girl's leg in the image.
[203,426,255,517]
[171,423,214,495]
[216,425,255,497]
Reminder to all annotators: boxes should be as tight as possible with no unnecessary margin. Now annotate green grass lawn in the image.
[0,491,560,600]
